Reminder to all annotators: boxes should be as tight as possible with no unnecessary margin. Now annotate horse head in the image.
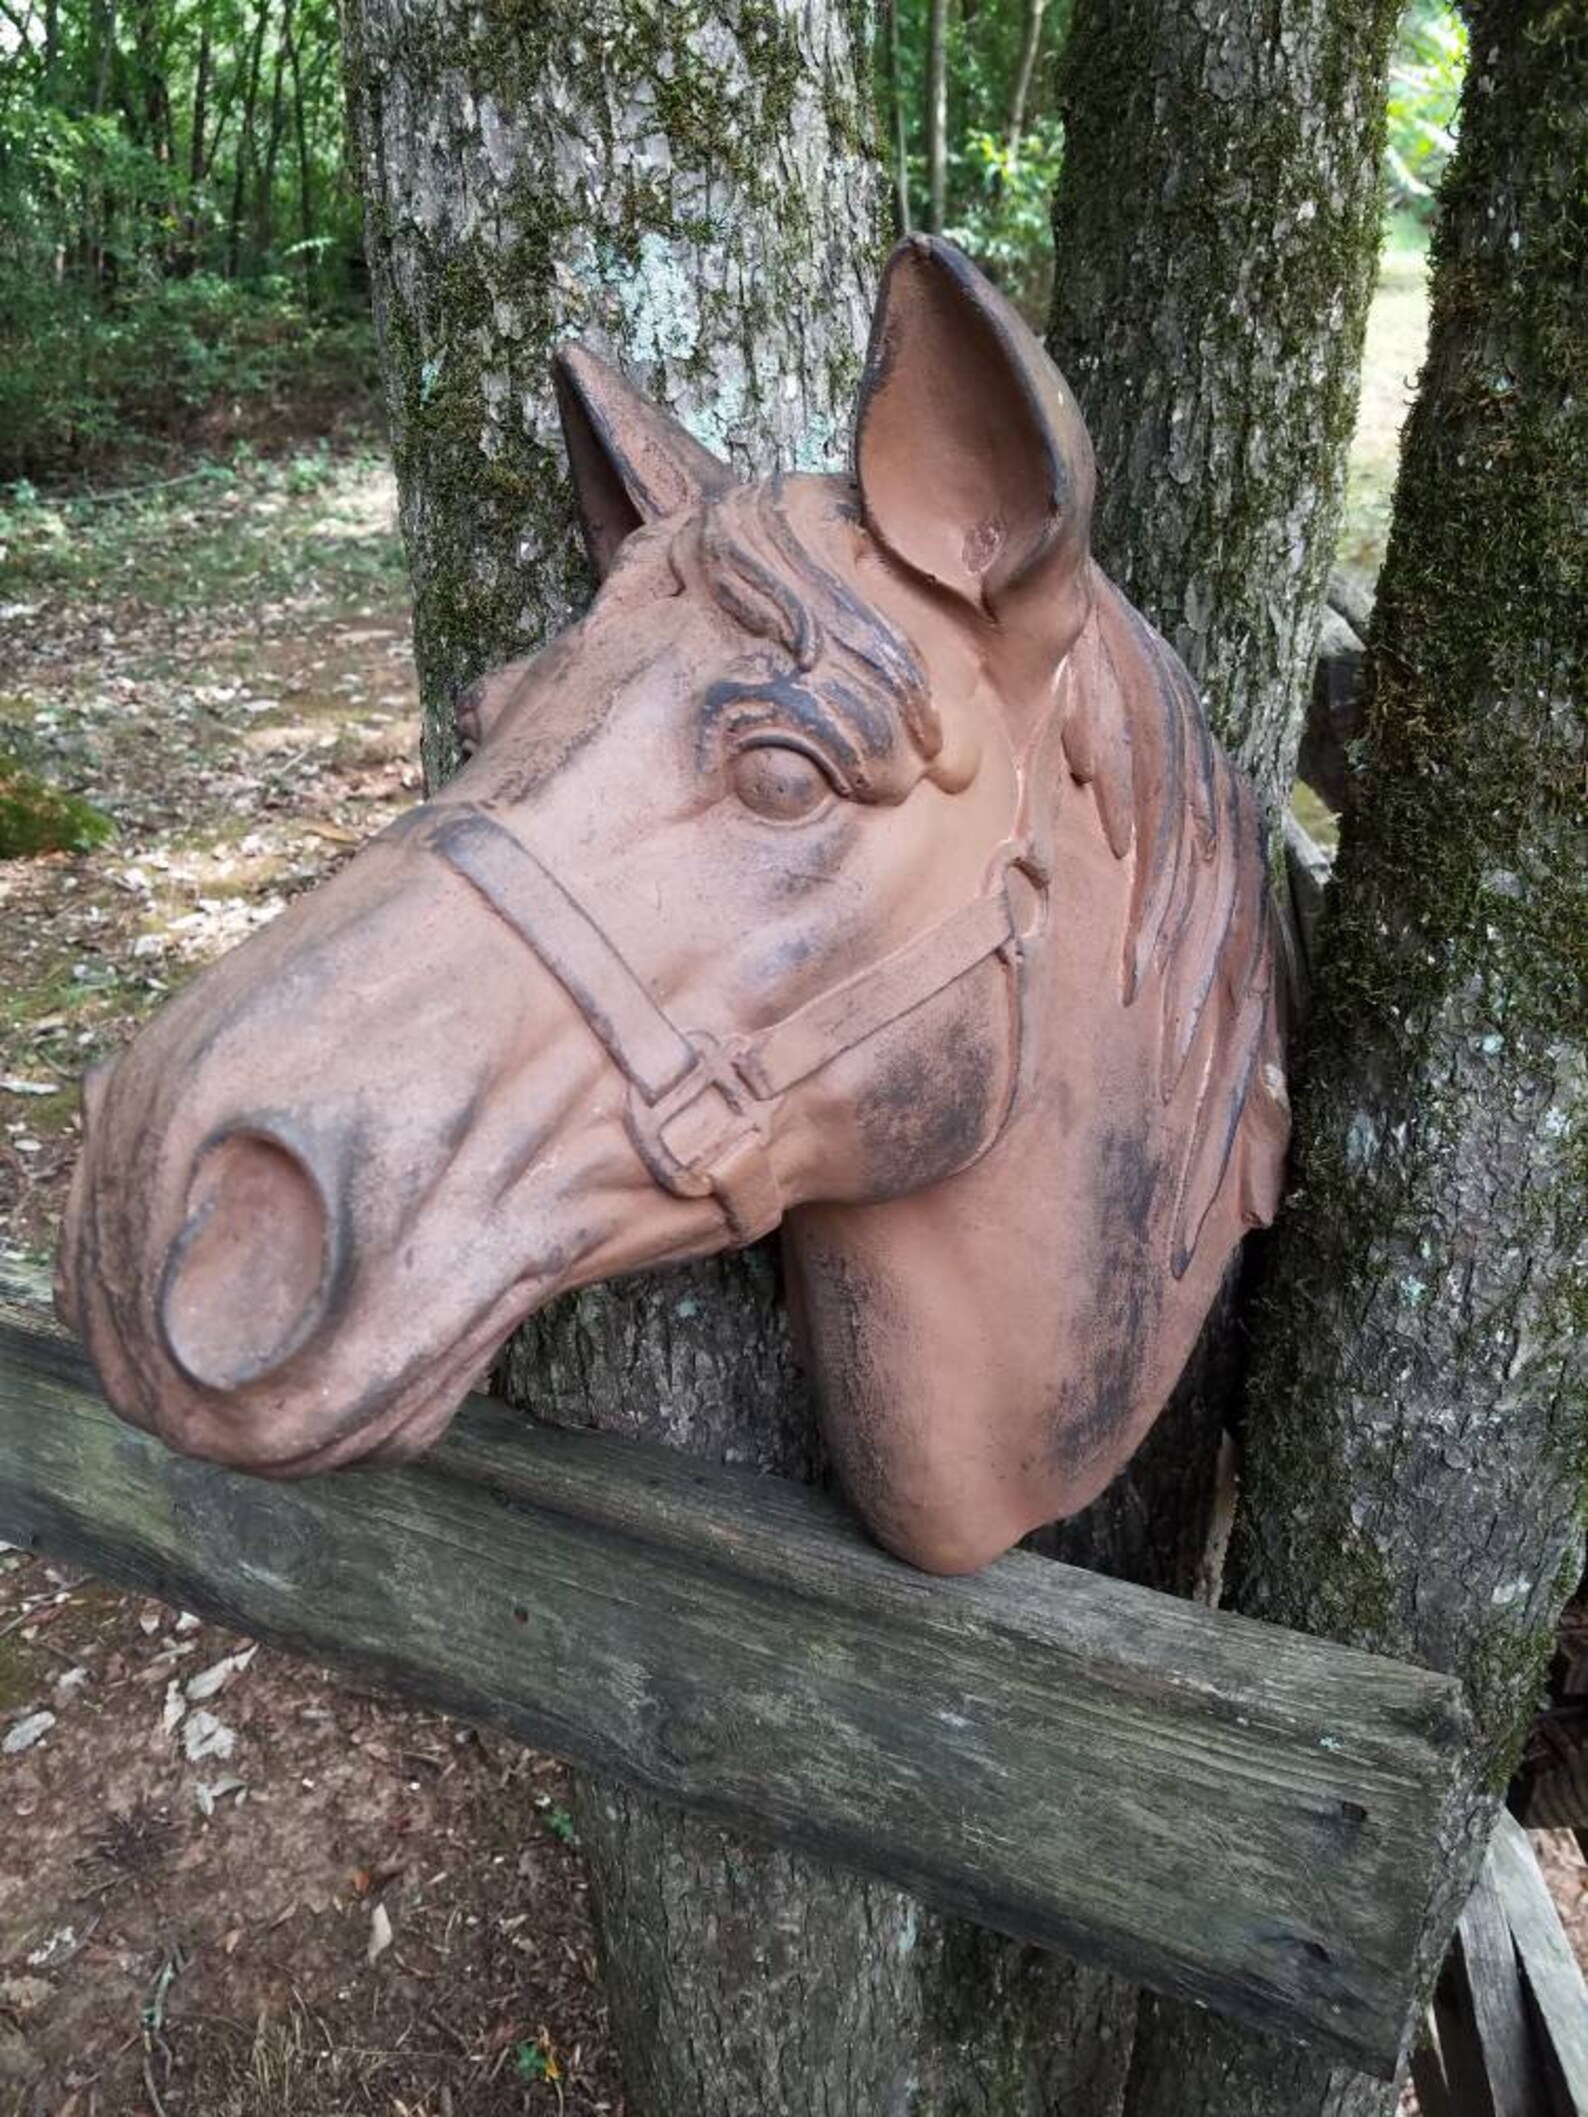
[57,237,1289,1572]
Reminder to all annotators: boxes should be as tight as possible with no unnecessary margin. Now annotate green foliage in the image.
[1385,0,1468,222]
[0,273,376,481]
[513,2038,562,2083]
[0,746,114,859]
[944,116,1065,323]
[881,0,1069,324]
[0,0,366,480]
[539,1801,578,1845]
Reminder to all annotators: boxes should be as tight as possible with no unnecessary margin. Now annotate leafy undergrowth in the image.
[0,448,626,2114]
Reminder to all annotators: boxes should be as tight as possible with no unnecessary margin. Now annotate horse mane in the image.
[1061,575,1289,1275]
[683,478,939,802]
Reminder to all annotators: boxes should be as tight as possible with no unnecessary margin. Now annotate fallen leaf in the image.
[367,1901,393,1964]
[0,1977,53,2014]
[186,1645,256,1702]
[3,1712,55,1756]
[181,1709,236,1762]
[24,1928,75,1969]
[194,1773,246,1816]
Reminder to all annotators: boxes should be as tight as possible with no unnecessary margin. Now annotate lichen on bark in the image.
[1117,4,1588,2110]
[336,6,1135,2111]
[1047,0,1399,818]
[338,0,880,788]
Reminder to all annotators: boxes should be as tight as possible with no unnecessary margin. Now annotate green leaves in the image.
[1385,0,1469,217]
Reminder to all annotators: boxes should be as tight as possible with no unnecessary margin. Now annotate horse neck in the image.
[779,576,1287,1570]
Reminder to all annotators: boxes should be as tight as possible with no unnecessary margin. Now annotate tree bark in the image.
[925,0,947,233]
[226,0,271,278]
[884,0,911,232]
[1034,8,1403,2095]
[1118,5,1588,2110]
[1004,0,1045,165]
[1047,0,1399,815]
[339,5,1135,2111]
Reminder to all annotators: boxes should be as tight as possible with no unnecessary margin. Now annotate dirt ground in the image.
[0,451,624,2116]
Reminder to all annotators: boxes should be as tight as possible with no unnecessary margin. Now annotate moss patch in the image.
[0,748,113,859]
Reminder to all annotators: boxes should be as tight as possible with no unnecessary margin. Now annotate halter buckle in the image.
[625,1036,782,1245]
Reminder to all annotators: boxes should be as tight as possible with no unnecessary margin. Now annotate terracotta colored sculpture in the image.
[56,238,1289,1575]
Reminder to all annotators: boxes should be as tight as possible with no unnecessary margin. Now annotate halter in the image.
[427,807,1049,1245]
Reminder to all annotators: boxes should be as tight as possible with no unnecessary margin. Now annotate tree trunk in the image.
[925,0,947,233]
[1033,8,1402,2097]
[189,24,210,193]
[884,0,911,232]
[1047,0,1399,814]
[226,0,271,278]
[260,0,292,261]
[285,6,314,300]
[1118,5,1588,2111]
[1004,0,1045,165]
[339,6,1135,2111]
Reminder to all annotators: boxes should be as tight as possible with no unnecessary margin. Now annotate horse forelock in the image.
[1061,578,1288,1274]
[686,477,942,794]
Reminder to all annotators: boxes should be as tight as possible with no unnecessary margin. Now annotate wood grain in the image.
[1489,1813,1588,2117]
[0,1263,1465,2072]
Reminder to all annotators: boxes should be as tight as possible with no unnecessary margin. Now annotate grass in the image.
[0,443,408,615]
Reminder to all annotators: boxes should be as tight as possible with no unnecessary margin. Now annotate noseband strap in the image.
[429,808,1044,1245]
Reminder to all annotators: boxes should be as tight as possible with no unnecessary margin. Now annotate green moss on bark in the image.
[1048,0,1399,815]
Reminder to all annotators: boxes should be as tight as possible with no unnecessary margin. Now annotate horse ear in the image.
[854,237,1095,682]
[553,345,735,577]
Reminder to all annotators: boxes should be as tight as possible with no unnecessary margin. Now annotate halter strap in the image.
[429,807,1045,1245]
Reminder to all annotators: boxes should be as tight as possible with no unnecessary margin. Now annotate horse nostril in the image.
[159,1129,335,1392]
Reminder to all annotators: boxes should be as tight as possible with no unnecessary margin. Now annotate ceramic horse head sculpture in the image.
[58,237,1290,1575]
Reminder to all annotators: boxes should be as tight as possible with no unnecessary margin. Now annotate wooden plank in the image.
[1453,1850,1548,2117]
[0,1264,1465,2073]
[1489,1812,1588,2116]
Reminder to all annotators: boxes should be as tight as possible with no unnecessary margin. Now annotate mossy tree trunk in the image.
[1047,0,1399,817]
[1040,0,1402,1591]
[1036,9,1399,2085]
[1118,5,1588,2110]
[338,6,1132,2111]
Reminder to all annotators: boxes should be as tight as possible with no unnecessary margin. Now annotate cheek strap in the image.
[427,806,1045,1245]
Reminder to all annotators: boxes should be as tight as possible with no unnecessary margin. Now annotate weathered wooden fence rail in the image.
[1413,1812,1588,2117]
[0,1263,1465,2075]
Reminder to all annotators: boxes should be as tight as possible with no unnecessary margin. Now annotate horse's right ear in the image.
[553,345,734,577]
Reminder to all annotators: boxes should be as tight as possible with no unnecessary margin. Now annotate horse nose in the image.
[158,1127,338,1392]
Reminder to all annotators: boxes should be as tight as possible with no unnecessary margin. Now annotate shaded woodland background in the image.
[0,0,1464,482]
[5,3,1581,2115]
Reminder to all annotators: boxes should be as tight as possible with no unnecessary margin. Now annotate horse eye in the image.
[729,744,834,822]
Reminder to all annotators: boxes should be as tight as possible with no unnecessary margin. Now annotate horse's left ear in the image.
[553,344,735,577]
[855,237,1095,689]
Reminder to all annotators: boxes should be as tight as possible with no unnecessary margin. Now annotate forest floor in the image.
[1,243,1584,2117]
